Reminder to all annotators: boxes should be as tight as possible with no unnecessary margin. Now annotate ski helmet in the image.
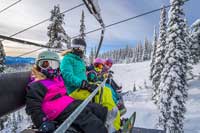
[105,58,113,65]
[105,58,113,68]
[36,51,60,63]
[93,58,104,65]
[93,58,104,72]
[71,38,87,51]
[36,51,60,79]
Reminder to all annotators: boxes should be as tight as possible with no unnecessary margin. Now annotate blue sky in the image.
[0,0,199,57]
[87,0,200,54]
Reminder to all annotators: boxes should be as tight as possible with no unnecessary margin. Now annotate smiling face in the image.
[94,63,104,72]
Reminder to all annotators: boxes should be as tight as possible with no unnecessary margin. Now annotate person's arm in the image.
[60,56,83,90]
[25,82,48,128]
[86,64,94,71]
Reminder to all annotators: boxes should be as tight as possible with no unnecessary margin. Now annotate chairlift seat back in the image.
[0,71,31,117]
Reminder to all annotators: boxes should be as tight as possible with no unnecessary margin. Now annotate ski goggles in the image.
[71,44,85,52]
[94,63,104,69]
[105,62,112,67]
[38,60,59,70]
[73,47,85,52]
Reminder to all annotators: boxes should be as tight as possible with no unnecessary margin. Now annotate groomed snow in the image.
[112,61,200,132]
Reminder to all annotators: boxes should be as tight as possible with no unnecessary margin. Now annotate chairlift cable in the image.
[16,47,43,57]
[0,0,22,14]
[0,3,84,42]
[16,5,171,57]
[72,4,172,39]
[1,3,85,55]
[16,2,187,57]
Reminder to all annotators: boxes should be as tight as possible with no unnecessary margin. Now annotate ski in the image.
[121,112,136,133]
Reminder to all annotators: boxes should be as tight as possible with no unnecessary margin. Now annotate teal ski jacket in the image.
[60,53,87,94]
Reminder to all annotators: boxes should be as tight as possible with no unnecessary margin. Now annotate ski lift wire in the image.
[72,4,172,39]
[16,1,191,57]
[0,3,84,42]
[16,47,44,57]
[0,0,22,14]
[16,5,172,57]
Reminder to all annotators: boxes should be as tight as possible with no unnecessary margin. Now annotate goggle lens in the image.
[73,47,85,52]
[106,62,112,67]
[38,60,59,69]
[94,63,103,69]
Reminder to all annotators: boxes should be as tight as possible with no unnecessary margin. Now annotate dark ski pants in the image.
[55,100,108,133]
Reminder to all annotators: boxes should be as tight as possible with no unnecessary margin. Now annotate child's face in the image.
[94,63,103,72]
[105,61,112,69]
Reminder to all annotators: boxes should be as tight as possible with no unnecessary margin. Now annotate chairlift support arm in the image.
[82,0,105,58]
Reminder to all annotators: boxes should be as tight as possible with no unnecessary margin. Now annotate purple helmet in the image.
[104,58,113,69]
[106,58,113,64]
[93,58,104,65]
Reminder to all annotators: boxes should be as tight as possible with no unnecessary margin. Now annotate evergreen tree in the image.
[190,19,200,64]
[47,5,70,49]
[139,43,143,62]
[148,42,153,60]
[184,19,194,80]
[80,10,86,40]
[150,26,158,80]
[94,46,97,58]
[89,48,94,64]
[0,41,5,73]
[158,0,189,132]
[151,6,167,105]
[133,82,136,92]
[142,37,149,61]
[12,113,17,133]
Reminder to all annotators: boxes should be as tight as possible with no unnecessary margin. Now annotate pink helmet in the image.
[93,58,104,65]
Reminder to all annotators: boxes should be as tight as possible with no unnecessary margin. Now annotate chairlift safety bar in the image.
[54,79,107,133]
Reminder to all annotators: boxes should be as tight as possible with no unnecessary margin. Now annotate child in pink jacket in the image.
[25,51,117,133]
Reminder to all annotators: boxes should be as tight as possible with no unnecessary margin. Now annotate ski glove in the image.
[39,121,56,133]
[80,80,98,92]
[107,71,114,78]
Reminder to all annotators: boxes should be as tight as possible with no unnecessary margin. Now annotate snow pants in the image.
[69,86,121,130]
[55,100,108,133]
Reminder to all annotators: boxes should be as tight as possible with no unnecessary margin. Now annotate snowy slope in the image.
[0,61,199,132]
[112,61,200,132]
[112,61,151,91]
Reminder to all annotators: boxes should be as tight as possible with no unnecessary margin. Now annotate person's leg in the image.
[87,102,108,123]
[72,106,107,133]
[94,87,121,131]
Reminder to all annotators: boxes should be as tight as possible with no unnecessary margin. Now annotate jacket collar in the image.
[68,53,82,60]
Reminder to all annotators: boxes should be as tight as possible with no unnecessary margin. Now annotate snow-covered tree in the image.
[138,43,143,62]
[0,41,5,73]
[80,10,86,40]
[184,19,194,80]
[190,19,200,64]
[133,82,136,92]
[142,37,149,61]
[158,0,189,132]
[150,26,158,80]
[47,5,70,49]
[89,47,94,64]
[151,6,167,105]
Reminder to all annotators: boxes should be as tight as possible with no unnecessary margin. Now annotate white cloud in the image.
[0,0,176,57]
